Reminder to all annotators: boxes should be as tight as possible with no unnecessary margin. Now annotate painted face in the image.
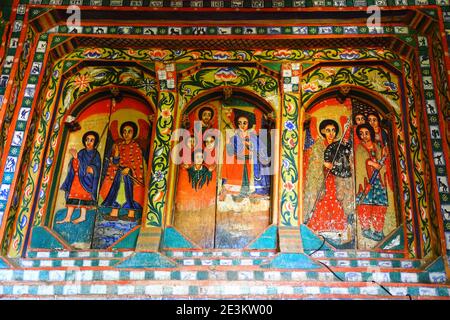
[84,134,96,150]
[354,114,366,125]
[358,127,372,143]
[205,136,215,150]
[194,151,204,165]
[122,125,134,142]
[201,110,213,125]
[368,114,379,129]
[237,116,249,132]
[322,124,337,142]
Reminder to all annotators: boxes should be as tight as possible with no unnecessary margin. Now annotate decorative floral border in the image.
[0,4,448,259]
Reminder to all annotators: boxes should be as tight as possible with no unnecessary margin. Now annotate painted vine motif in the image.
[301,66,400,110]
[146,91,175,227]
[179,67,278,106]
[65,47,401,64]
[280,93,300,226]
[405,59,435,258]
[0,53,56,255]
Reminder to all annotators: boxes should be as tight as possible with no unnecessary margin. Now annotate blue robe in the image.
[61,148,101,206]
[226,132,271,196]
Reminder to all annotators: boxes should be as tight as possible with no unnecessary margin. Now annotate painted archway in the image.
[169,88,278,249]
[46,90,156,249]
[302,91,401,250]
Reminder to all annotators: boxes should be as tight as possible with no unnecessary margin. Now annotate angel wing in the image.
[109,120,120,143]
[136,118,151,163]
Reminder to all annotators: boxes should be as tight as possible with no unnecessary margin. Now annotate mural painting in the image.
[303,97,397,249]
[173,99,273,248]
[53,95,153,249]
[173,101,220,248]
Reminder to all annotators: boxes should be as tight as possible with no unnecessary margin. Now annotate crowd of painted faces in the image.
[304,111,393,242]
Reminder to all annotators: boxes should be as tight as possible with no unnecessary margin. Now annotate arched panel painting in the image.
[52,95,153,250]
[303,97,398,249]
[173,98,273,248]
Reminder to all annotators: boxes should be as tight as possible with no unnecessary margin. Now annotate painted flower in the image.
[283,181,295,192]
[258,78,266,86]
[153,170,165,181]
[236,52,247,61]
[173,50,183,57]
[213,51,231,60]
[127,48,137,55]
[302,82,318,93]
[303,50,312,58]
[138,78,156,92]
[284,201,294,213]
[53,70,60,78]
[284,120,296,131]
[322,67,336,76]
[161,109,172,118]
[214,67,238,82]
[149,49,167,61]
[288,138,296,148]
[351,66,360,74]
[182,87,192,95]
[13,238,19,250]
[25,186,32,198]
[384,81,397,91]
[46,89,54,100]
[402,172,407,182]
[416,183,422,194]
[274,49,292,59]
[82,48,102,59]
[286,103,295,113]
[190,52,201,59]
[19,215,27,229]
[282,159,290,170]
[73,74,90,91]
[340,49,360,60]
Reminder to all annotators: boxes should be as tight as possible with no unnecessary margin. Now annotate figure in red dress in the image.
[100,121,145,221]
[306,120,349,233]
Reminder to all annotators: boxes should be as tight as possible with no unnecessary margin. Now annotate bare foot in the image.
[56,219,70,224]
[72,217,86,224]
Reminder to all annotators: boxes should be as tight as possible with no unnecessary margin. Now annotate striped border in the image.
[15,0,450,9]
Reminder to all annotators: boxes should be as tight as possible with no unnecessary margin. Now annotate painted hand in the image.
[368,160,381,170]
[324,161,333,169]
